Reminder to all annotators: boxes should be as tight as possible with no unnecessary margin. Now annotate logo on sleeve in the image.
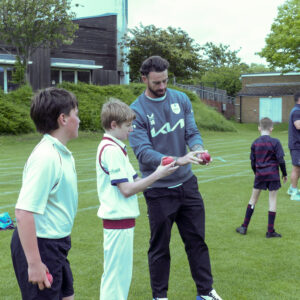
[171,103,180,114]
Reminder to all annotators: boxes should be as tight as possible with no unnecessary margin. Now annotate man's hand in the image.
[197,151,212,165]
[176,151,203,166]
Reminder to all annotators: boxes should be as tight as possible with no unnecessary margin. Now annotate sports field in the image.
[1,123,300,299]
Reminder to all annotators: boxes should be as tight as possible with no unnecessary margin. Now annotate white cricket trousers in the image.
[100,227,134,300]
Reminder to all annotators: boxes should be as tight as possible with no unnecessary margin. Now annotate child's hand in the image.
[156,160,179,179]
[283,176,287,184]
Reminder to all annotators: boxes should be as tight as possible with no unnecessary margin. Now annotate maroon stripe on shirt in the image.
[256,171,279,176]
[254,142,272,147]
[103,218,135,229]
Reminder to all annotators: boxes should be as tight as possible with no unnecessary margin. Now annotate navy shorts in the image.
[254,180,281,191]
[11,228,74,300]
[290,149,300,166]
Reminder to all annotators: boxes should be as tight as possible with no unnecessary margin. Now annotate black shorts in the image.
[11,228,74,300]
[254,180,281,191]
[290,149,300,166]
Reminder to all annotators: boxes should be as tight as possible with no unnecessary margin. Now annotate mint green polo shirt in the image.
[16,134,78,239]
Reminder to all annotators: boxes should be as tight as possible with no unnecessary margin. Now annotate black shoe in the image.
[266,231,282,238]
[236,226,247,235]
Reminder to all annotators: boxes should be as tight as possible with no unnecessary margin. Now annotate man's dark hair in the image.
[140,56,169,76]
[30,87,78,134]
[294,92,300,103]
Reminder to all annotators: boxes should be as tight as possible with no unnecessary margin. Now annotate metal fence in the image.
[174,83,235,104]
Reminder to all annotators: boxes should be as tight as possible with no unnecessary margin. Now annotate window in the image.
[78,71,90,83]
[51,70,60,86]
[62,71,74,82]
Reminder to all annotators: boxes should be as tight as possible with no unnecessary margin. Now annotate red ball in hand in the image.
[200,152,211,163]
[162,156,174,166]
[46,272,53,285]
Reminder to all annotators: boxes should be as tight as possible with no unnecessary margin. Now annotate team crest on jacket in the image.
[147,113,155,125]
[171,103,180,114]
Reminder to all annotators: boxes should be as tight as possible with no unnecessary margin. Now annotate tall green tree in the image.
[259,0,300,72]
[120,24,202,81]
[200,42,242,70]
[0,0,78,83]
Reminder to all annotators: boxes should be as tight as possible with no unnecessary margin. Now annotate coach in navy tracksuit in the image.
[287,92,300,200]
[128,56,222,300]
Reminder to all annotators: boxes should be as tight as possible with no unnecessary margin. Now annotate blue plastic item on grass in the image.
[0,212,15,230]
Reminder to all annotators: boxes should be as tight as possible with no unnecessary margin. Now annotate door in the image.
[259,97,282,122]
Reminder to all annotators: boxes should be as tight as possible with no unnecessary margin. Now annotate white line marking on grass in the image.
[79,189,97,194]
[0,166,23,171]
[194,159,249,173]
[77,205,98,212]
[214,157,227,162]
[76,158,96,163]
[205,139,247,146]
[198,170,252,183]
[0,191,19,195]
[78,178,95,183]
[0,171,22,178]
[0,204,15,209]
[0,180,21,185]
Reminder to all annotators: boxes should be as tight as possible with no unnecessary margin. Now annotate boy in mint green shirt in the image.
[11,87,80,300]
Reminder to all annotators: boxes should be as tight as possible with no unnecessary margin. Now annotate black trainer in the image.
[236,226,247,235]
[266,231,282,238]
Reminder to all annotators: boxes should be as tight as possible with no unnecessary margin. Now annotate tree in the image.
[120,24,202,82]
[245,63,274,73]
[0,0,78,83]
[259,0,300,72]
[200,42,242,70]
[200,66,244,97]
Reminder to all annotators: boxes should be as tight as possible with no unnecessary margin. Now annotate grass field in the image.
[1,123,300,299]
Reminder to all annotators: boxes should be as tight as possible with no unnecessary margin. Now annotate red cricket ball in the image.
[200,152,211,163]
[46,272,53,285]
[162,156,174,166]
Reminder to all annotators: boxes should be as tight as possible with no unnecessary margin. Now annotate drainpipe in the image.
[239,96,242,123]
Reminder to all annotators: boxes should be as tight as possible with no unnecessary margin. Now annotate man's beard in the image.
[148,86,166,98]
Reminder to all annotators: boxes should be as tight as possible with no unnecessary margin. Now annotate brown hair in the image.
[101,98,136,130]
[30,87,78,134]
[140,56,169,76]
[259,117,273,131]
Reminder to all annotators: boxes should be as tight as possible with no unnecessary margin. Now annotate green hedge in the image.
[0,85,34,134]
[59,82,236,132]
[0,82,236,135]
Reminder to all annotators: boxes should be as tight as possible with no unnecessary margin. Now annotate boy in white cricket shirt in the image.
[96,99,178,300]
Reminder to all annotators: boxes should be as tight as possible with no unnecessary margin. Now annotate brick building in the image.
[235,72,300,123]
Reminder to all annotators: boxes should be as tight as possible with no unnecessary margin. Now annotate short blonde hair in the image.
[259,117,273,130]
[101,98,136,130]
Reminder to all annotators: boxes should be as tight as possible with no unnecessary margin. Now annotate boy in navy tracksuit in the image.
[236,117,287,238]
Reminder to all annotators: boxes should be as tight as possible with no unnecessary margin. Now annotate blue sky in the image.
[71,0,286,65]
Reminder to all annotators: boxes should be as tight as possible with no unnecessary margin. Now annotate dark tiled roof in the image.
[238,85,300,96]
